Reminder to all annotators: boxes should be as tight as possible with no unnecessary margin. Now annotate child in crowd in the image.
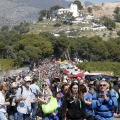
[49,91,62,120]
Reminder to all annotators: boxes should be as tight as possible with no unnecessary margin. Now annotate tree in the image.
[87,7,92,14]
[53,23,61,27]
[117,30,120,36]
[38,17,43,21]
[114,7,120,14]
[50,5,62,13]
[73,0,83,10]
[13,22,30,34]
[0,42,6,58]
[99,16,116,29]
[1,25,9,31]
[39,10,47,17]
[114,14,120,22]
[12,34,53,61]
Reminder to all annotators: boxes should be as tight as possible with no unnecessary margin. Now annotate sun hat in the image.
[44,79,50,86]
[24,76,32,82]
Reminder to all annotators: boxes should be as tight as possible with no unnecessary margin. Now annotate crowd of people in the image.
[0,59,120,120]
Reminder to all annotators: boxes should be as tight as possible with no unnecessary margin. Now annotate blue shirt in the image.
[92,90,118,120]
[29,84,39,99]
[84,92,92,112]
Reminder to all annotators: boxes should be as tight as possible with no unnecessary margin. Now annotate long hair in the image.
[79,84,87,93]
[66,81,83,101]
[0,83,9,91]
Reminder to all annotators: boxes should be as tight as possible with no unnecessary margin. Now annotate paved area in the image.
[115,118,120,120]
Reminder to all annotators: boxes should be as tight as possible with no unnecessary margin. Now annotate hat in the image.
[44,79,50,86]
[89,81,94,85]
[102,78,106,81]
[74,80,78,84]
[24,76,32,82]
[11,82,18,88]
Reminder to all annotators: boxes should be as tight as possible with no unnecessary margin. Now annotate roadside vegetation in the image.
[77,62,120,76]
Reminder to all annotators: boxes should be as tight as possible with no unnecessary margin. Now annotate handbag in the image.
[42,96,58,114]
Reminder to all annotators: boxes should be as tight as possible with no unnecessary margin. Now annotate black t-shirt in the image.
[5,90,17,112]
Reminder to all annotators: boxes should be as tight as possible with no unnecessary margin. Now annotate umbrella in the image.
[90,75,112,80]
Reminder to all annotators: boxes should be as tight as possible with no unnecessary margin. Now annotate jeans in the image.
[17,112,30,120]
[31,102,37,120]
[0,112,7,120]
[49,115,59,120]
[42,114,50,120]
[8,111,17,120]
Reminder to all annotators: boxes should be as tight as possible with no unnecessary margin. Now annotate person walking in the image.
[0,83,10,120]
[30,78,41,120]
[61,81,86,120]
[15,76,35,120]
[92,80,118,120]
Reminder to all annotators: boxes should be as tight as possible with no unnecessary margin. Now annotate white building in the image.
[86,15,95,20]
[57,3,79,17]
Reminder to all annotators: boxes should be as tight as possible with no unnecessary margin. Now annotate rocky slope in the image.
[0,0,70,27]
[91,2,120,18]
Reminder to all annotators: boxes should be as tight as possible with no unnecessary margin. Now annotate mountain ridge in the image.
[0,0,71,27]
[0,0,120,27]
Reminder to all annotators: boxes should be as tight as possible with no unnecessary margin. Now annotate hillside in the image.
[0,1,120,27]
[0,0,70,27]
[91,2,120,18]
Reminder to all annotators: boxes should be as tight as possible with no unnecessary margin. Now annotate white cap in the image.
[63,79,67,83]
[24,76,32,82]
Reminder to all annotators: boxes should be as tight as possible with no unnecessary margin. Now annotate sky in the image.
[66,0,119,4]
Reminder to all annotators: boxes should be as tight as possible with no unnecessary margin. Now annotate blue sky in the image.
[66,0,119,4]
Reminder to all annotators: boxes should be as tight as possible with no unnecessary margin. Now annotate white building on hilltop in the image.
[57,3,79,17]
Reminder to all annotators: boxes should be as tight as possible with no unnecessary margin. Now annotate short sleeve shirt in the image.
[15,86,33,114]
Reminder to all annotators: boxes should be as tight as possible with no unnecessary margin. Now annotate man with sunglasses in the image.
[92,80,118,120]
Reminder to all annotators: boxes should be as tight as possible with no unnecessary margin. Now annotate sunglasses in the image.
[99,84,106,87]
[12,88,17,89]
[42,84,48,87]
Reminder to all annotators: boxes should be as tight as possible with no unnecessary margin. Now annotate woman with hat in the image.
[0,83,10,120]
[6,82,18,120]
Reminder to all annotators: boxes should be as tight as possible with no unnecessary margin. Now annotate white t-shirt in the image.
[0,92,6,113]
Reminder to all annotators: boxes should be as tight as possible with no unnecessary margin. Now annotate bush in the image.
[117,30,120,36]
[0,59,16,71]
[53,23,61,27]
[77,62,120,76]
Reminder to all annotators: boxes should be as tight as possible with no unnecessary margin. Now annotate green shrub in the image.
[117,30,120,36]
[53,23,61,27]
[0,59,19,71]
[77,62,120,76]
